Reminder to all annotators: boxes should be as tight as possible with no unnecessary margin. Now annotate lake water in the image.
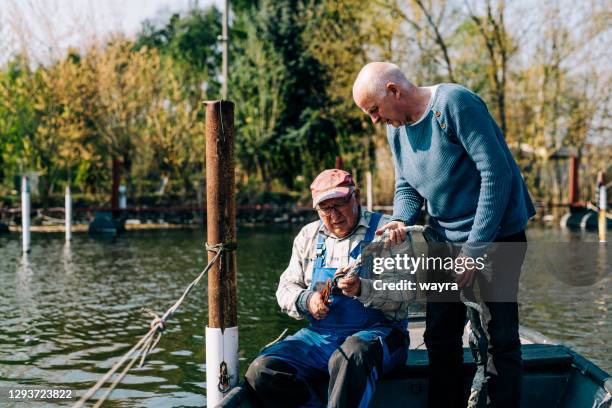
[0,225,609,407]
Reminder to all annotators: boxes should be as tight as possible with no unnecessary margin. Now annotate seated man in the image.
[245,169,413,408]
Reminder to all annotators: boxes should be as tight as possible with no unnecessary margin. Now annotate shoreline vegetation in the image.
[1,1,610,217]
[0,203,567,233]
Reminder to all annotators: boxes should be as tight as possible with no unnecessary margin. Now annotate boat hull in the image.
[217,344,611,408]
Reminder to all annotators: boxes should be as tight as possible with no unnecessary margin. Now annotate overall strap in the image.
[314,221,327,269]
[364,212,383,243]
[349,212,383,259]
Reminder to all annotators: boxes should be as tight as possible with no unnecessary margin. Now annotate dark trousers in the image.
[244,326,408,408]
[424,230,527,408]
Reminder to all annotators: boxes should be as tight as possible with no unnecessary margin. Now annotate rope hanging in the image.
[72,242,234,408]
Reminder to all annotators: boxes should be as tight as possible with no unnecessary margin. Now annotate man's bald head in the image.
[352,62,412,104]
[353,62,425,127]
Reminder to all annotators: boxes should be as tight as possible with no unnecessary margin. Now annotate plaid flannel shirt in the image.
[276,209,415,321]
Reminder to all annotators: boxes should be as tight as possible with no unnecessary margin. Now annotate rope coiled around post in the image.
[205,242,237,253]
[72,242,234,408]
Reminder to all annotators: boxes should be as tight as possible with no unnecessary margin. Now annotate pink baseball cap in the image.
[310,169,356,208]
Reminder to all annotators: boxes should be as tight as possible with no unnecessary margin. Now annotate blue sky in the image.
[0,0,222,64]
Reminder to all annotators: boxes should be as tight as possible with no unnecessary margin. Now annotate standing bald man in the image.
[353,62,535,408]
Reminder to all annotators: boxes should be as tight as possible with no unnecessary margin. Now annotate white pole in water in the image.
[206,327,239,406]
[598,171,607,243]
[366,171,373,212]
[220,0,229,99]
[119,185,127,209]
[65,185,72,242]
[21,175,31,253]
[198,177,205,228]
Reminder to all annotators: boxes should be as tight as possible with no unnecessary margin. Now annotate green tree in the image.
[241,0,338,188]
[0,57,38,185]
[142,56,206,196]
[231,12,286,186]
[80,39,161,196]
[136,7,221,99]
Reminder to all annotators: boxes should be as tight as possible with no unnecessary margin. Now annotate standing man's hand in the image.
[455,254,477,289]
[307,292,329,320]
[376,221,407,245]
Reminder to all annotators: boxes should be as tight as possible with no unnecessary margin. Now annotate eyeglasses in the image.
[316,193,354,216]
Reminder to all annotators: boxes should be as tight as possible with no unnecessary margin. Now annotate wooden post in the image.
[335,156,343,170]
[568,156,579,206]
[206,100,237,329]
[598,171,607,243]
[205,100,238,406]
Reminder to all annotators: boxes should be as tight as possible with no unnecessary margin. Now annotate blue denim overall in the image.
[256,213,409,407]
[307,212,389,335]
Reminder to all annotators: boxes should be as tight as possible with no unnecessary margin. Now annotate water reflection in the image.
[0,226,609,407]
[62,243,75,276]
[520,230,610,366]
[526,242,610,287]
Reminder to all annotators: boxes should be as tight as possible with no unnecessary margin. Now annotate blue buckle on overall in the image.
[315,235,326,269]
[316,242,325,257]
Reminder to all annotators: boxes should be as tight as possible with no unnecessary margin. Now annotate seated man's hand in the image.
[308,291,329,320]
[375,220,407,245]
[337,274,361,297]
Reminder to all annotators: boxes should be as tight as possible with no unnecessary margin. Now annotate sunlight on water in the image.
[0,226,609,406]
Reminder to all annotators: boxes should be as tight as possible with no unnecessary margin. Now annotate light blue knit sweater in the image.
[388,84,535,256]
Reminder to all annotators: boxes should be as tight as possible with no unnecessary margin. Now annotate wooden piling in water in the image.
[568,156,580,206]
[205,100,237,329]
[204,100,238,407]
[335,155,343,170]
